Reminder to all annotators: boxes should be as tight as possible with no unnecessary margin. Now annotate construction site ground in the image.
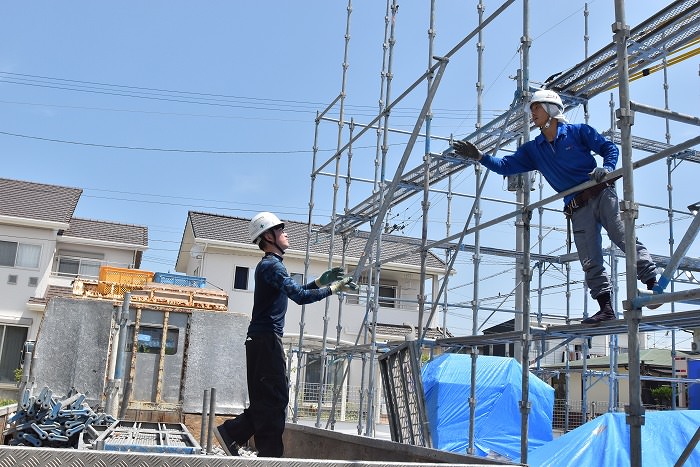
[0,407,513,466]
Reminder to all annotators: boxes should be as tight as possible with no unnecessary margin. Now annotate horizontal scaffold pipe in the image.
[630,101,700,127]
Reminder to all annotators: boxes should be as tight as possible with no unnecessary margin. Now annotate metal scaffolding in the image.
[298,1,700,465]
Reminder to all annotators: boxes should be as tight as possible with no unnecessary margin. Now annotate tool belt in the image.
[564,179,617,216]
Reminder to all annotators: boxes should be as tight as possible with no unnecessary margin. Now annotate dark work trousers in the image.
[570,186,656,299]
[223,332,289,457]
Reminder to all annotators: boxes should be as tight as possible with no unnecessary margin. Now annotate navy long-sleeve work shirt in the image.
[248,252,332,337]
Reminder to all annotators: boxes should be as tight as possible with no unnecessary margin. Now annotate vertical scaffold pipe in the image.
[417,0,436,352]
[199,388,209,451]
[613,1,644,465]
[114,292,130,417]
[366,0,400,438]
[358,0,392,436]
[518,0,533,462]
[316,0,354,430]
[469,1,486,455]
[662,54,679,410]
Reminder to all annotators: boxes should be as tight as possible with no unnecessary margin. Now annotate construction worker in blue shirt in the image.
[452,89,658,325]
[215,212,357,457]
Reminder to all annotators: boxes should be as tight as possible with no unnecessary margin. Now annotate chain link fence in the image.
[292,383,384,422]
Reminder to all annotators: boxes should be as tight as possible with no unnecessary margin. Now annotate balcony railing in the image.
[345,284,416,310]
[51,255,132,280]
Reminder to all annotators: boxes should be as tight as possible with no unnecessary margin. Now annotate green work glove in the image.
[316,267,344,287]
[452,140,483,161]
[329,277,358,294]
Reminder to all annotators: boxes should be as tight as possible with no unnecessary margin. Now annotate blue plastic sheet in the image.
[422,354,554,461]
[528,410,700,467]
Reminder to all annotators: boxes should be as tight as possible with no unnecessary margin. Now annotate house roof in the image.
[542,348,692,370]
[61,217,149,247]
[186,211,447,270]
[0,178,82,224]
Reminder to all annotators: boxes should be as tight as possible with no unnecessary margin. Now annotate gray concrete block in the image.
[181,311,250,414]
[31,298,114,407]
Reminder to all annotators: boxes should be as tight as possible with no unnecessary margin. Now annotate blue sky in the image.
[2,2,698,344]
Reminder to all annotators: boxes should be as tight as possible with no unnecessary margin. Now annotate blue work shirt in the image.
[479,122,618,206]
[248,252,332,337]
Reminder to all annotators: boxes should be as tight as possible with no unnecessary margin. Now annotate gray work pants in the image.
[570,186,657,299]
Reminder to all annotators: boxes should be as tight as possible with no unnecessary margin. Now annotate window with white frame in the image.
[0,241,41,269]
[347,276,398,308]
[55,250,104,278]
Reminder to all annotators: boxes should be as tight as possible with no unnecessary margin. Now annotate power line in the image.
[0,129,313,154]
[0,71,508,118]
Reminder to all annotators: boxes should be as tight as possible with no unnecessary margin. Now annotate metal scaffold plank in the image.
[603,130,700,163]
[435,308,700,348]
[545,0,700,99]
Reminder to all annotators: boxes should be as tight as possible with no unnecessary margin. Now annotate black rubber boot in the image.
[582,292,617,325]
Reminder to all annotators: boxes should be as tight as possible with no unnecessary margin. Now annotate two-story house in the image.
[174,211,449,392]
[0,178,148,398]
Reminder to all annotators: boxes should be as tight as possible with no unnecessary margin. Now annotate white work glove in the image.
[589,167,609,183]
[329,277,358,294]
[315,267,344,287]
[452,140,483,161]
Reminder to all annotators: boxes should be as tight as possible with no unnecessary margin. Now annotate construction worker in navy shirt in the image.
[452,89,658,325]
[215,212,357,457]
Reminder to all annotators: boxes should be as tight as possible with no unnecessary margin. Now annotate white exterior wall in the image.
[0,224,58,339]
[0,222,146,342]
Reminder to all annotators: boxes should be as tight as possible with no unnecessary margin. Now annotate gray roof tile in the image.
[188,211,446,269]
[62,217,148,247]
[0,178,81,224]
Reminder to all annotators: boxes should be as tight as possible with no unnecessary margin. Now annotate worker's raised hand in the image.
[452,140,483,161]
[329,277,358,294]
[316,267,344,286]
[589,167,609,183]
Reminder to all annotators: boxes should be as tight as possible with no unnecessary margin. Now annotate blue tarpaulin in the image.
[422,354,554,461]
[528,410,700,466]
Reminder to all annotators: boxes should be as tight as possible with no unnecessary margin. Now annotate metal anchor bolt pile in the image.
[3,386,116,448]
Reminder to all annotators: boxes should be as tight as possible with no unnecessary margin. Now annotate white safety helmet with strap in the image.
[526,89,567,128]
[527,89,564,113]
[249,211,284,244]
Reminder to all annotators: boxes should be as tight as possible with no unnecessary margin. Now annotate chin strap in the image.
[263,230,285,256]
[542,116,554,130]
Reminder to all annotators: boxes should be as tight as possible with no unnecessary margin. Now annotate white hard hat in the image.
[249,212,284,244]
[526,89,564,114]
